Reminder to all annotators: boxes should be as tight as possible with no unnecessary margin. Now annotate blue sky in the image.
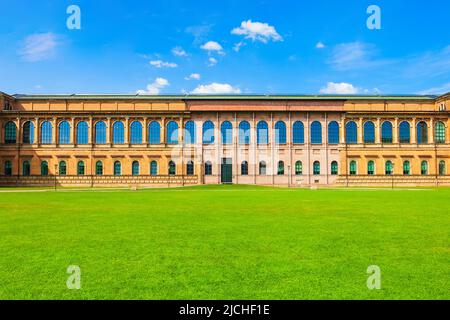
[1,0,449,95]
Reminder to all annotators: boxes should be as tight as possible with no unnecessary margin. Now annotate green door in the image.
[221,158,233,184]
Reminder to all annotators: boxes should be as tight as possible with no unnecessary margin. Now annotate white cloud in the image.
[208,57,218,67]
[329,42,391,71]
[191,83,241,94]
[149,60,178,68]
[185,73,201,80]
[320,82,359,94]
[316,42,325,49]
[418,82,450,95]
[201,41,224,54]
[231,20,282,43]
[137,78,169,95]
[172,46,187,57]
[19,32,58,62]
[233,41,246,52]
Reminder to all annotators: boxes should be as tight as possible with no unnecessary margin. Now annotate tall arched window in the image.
[41,121,53,144]
[205,161,212,176]
[41,161,49,176]
[95,121,107,144]
[130,121,143,144]
[331,161,338,175]
[295,161,303,175]
[435,121,446,144]
[403,161,411,175]
[349,161,357,175]
[221,121,232,145]
[313,161,320,175]
[59,161,67,175]
[293,121,305,144]
[381,121,393,144]
[241,161,249,175]
[112,121,125,144]
[22,121,35,144]
[4,161,12,176]
[168,161,176,175]
[310,121,322,144]
[114,161,122,176]
[345,121,357,144]
[184,121,196,145]
[259,161,267,175]
[238,121,250,145]
[186,161,194,175]
[148,121,161,144]
[96,161,103,176]
[274,121,286,144]
[277,161,285,175]
[58,121,71,145]
[76,121,89,145]
[150,161,158,176]
[23,160,31,176]
[439,161,446,176]
[399,121,411,143]
[385,161,393,175]
[132,161,140,176]
[257,121,268,144]
[417,121,428,144]
[4,121,17,144]
[166,121,179,144]
[202,121,215,144]
[367,161,375,175]
[364,121,375,144]
[421,161,428,175]
[77,161,85,175]
[328,121,339,144]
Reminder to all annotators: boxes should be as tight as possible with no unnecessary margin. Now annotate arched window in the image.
[150,161,158,176]
[349,161,357,175]
[132,161,140,176]
[367,161,375,175]
[22,121,35,144]
[439,161,446,176]
[4,121,17,144]
[148,121,161,144]
[76,121,88,145]
[238,121,250,145]
[331,161,338,175]
[41,121,53,144]
[166,121,179,144]
[399,121,411,143]
[168,161,176,175]
[277,161,285,175]
[95,121,107,144]
[310,121,322,144]
[186,161,194,175]
[328,121,340,144]
[435,121,446,144]
[293,121,305,144]
[205,161,212,176]
[381,121,393,144]
[4,161,12,176]
[77,161,85,175]
[184,121,196,145]
[58,121,71,145]
[96,161,103,176]
[23,160,31,176]
[130,121,143,144]
[295,161,303,175]
[274,121,286,144]
[202,121,215,144]
[313,161,320,175]
[257,121,269,144]
[364,121,375,144]
[421,161,428,175]
[59,161,67,175]
[114,161,122,176]
[403,161,411,175]
[417,121,428,144]
[259,161,267,175]
[221,121,232,145]
[41,161,49,176]
[241,161,249,175]
[112,121,125,144]
[385,161,393,175]
[345,121,357,144]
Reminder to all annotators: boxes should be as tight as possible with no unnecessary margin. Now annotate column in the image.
[71,118,76,145]
[143,118,148,144]
[411,118,417,144]
[35,117,40,146]
[52,117,57,145]
[357,117,363,144]
[161,117,166,144]
[429,118,434,144]
[106,117,112,144]
[88,117,93,144]
[393,118,399,144]
[375,118,381,144]
[124,117,130,144]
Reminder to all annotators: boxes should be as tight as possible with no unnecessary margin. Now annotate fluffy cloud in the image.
[172,46,187,57]
[191,83,241,94]
[231,20,282,43]
[208,57,218,67]
[316,42,325,49]
[19,32,58,62]
[137,78,169,95]
[320,82,359,94]
[201,41,224,54]
[185,73,201,80]
[149,60,178,68]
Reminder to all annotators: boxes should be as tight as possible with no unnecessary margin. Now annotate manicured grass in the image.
[0,185,448,300]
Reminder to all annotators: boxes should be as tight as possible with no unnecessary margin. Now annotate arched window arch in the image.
[241,161,249,175]
[96,161,103,176]
[331,161,338,175]
[41,161,49,176]
[238,121,250,145]
[367,161,375,175]
[95,121,107,144]
[311,121,322,144]
[150,161,158,176]
[435,121,446,144]
[439,160,446,176]
[76,121,88,145]
[293,121,304,144]
[399,121,411,143]
[132,161,140,176]
[59,161,67,175]
[4,121,17,144]
[313,161,321,175]
[345,121,357,144]
[77,161,85,175]
[186,160,194,175]
[4,161,12,176]
[259,161,267,175]
[274,121,286,144]
[112,121,125,144]
[58,121,71,145]
[202,121,215,144]
[130,121,143,144]
[166,121,179,144]
[148,121,161,144]
[257,121,269,144]
[221,121,232,145]
[114,161,122,176]
[364,121,375,144]
[22,121,35,144]
[41,121,53,144]
[385,161,393,175]
[168,161,176,175]
[328,121,339,144]
[205,161,212,176]
[417,121,428,144]
[403,161,411,175]
[295,161,303,175]
[184,121,196,145]
[277,161,285,175]
[22,160,31,176]
[381,121,393,144]
[349,160,357,175]
[421,161,428,175]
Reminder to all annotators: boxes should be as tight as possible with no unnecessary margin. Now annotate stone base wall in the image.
[335,175,450,187]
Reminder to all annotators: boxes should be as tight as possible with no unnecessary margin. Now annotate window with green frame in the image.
[96,161,103,176]
[367,161,375,175]
[23,160,31,176]
[295,161,303,175]
[4,161,12,176]
[186,161,194,175]
[421,161,428,175]
[168,161,176,175]
[403,161,411,175]
[349,161,357,175]
[385,161,393,175]
[4,121,17,144]
[204,161,212,176]
[77,161,85,175]
[132,161,140,176]
[313,161,320,175]
[150,161,158,176]
[114,161,121,176]
[277,161,285,175]
[439,161,446,176]
[41,161,49,176]
[331,161,338,175]
[241,161,248,176]
[59,161,67,175]
[435,122,446,144]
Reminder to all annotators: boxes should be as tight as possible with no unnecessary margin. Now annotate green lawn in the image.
[0,185,448,300]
